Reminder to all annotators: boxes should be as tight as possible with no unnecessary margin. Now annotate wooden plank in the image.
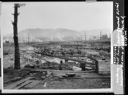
[24,80,41,88]
[4,77,22,84]
[4,77,32,89]
[15,80,32,89]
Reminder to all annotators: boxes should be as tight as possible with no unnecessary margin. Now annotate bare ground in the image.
[3,43,111,89]
[3,68,110,89]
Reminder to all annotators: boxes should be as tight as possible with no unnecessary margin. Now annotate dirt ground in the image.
[3,43,111,89]
[3,68,110,89]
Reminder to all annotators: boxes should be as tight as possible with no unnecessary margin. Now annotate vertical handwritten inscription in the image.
[113,1,125,94]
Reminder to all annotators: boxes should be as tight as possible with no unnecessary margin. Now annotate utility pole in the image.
[100,31,102,40]
[12,3,25,69]
[28,33,29,44]
[84,32,86,41]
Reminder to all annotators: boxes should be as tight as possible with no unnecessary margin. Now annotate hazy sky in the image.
[1,2,113,36]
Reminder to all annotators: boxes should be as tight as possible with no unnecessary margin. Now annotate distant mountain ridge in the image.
[3,28,82,42]
[3,28,111,42]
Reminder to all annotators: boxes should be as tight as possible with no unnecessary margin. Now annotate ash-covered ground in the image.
[3,41,111,89]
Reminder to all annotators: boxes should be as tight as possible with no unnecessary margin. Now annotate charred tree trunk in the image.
[80,62,86,71]
[95,60,99,73]
[12,4,20,69]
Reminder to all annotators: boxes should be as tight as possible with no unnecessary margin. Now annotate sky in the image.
[1,2,113,36]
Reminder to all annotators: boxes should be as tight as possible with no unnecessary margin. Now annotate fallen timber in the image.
[38,53,99,73]
[4,68,110,89]
[4,70,53,89]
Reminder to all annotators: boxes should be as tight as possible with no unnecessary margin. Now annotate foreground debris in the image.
[4,68,110,89]
[3,41,110,89]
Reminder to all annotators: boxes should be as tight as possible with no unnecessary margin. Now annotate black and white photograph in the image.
[1,1,113,92]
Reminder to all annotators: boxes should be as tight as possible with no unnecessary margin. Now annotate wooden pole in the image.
[95,60,99,73]
[12,4,21,69]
